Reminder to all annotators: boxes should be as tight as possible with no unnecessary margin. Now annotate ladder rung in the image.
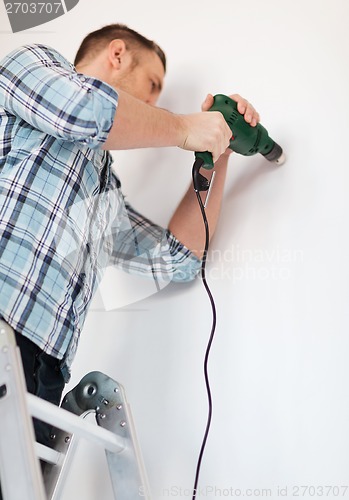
[36,442,62,466]
[27,393,125,454]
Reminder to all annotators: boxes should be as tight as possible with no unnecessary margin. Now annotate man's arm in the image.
[168,94,260,259]
[102,88,231,163]
[0,45,231,160]
[110,95,259,282]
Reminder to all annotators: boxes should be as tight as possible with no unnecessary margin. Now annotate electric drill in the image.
[195,94,285,170]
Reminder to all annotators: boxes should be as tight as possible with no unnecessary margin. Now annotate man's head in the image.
[74,24,166,106]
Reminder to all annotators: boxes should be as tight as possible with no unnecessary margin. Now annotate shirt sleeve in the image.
[110,198,202,283]
[0,44,118,149]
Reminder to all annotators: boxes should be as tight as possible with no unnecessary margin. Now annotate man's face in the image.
[113,49,164,106]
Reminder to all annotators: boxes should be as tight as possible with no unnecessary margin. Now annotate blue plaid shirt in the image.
[0,44,201,381]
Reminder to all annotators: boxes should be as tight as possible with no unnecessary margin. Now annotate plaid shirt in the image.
[0,44,201,381]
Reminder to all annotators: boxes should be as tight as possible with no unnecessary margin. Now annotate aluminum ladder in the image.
[0,319,150,500]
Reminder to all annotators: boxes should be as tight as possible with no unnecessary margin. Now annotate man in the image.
[0,23,259,463]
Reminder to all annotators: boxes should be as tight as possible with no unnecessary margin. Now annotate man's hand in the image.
[178,111,232,163]
[202,93,260,125]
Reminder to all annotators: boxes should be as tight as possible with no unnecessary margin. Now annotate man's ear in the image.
[108,39,127,70]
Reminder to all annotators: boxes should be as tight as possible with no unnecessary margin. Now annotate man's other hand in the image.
[200,93,261,161]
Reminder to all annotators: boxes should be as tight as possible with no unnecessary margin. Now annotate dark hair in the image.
[74,23,166,72]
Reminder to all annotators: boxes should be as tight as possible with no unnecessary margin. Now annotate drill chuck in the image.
[262,141,285,165]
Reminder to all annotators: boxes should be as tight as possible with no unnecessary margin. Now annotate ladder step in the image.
[36,443,62,466]
[27,393,124,454]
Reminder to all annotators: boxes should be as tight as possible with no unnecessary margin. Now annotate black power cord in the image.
[191,158,217,500]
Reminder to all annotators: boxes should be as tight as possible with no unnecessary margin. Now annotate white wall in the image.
[1,0,349,498]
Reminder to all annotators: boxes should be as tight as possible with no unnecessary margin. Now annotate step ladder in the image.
[0,319,150,500]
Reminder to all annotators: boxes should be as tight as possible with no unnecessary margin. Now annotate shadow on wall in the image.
[213,158,283,253]
[227,159,279,202]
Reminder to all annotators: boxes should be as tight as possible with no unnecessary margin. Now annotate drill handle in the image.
[195,150,215,170]
[195,94,237,170]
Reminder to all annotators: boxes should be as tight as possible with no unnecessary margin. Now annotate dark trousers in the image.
[0,329,65,499]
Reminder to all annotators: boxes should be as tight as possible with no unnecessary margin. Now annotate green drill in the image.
[195,94,285,170]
